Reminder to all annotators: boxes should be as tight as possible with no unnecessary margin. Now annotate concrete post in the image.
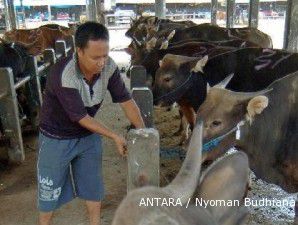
[86,0,97,21]
[249,0,259,28]
[130,66,147,89]
[227,0,235,28]
[211,0,218,25]
[3,0,17,30]
[132,88,154,128]
[155,0,166,19]
[284,0,298,52]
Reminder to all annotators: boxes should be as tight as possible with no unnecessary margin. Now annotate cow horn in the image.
[162,120,203,204]
[230,88,273,101]
[160,40,168,50]
[146,37,157,51]
[213,73,234,89]
[167,30,176,41]
[132,36,142,47]
[0,37,8,44]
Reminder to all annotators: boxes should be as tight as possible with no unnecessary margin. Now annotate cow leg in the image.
[177,103,196,145]
[174,108,185,135]
[295,199,298,225]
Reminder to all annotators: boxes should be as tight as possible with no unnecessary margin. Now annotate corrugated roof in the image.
[116,0,286,3]
[11,0,287,7]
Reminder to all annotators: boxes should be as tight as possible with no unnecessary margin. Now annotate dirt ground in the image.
[0,56,296,225]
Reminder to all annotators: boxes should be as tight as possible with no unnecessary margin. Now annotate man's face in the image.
[77,39,109,75]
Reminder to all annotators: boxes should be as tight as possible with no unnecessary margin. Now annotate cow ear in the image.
[159,60,163,68]
[147,17,156,26]
[206,83,211,93]
[160,40,168,50]
[124,47,134,55]
[145,37,157,51]
[246,96,268,124]
[191,55,208,73]
[167,30,176,41]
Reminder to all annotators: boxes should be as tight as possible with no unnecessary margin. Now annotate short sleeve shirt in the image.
[39,53,131,139]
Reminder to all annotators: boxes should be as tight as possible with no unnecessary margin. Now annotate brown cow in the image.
[196,73,298,223]
[4,26,73,55]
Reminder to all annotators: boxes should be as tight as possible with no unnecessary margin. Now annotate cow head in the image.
[197,78,270,143]
[153,54,208,106]
[126,16,159,41]
[112,121,249,225]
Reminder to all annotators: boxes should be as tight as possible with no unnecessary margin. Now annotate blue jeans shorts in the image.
[37,132,104,212]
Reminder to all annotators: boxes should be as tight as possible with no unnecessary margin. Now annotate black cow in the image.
[126,41,236,79]
[157,24,272,48]
[0,41,31,81]
[0,40,34,125]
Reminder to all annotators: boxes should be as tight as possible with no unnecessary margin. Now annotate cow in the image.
[144,23,272,49]
[112,121,250,225]
[126,39,258,79]
[40,23,75,36]
[3,26,72,55]
[0,40,38,126]
[0,39,34,81]
[152,48,298,143]
[126,41,236,79]
[196,72,298,223]
[127,42,237,143]
[126,16,196,41]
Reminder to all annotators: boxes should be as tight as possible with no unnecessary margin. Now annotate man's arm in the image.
[120,99,145,129]
[78,115,127,156]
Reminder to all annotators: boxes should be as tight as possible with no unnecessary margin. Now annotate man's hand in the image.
[113,135,128,156]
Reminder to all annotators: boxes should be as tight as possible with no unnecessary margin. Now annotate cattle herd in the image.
[0,17,297,224]
[116,16,298,225]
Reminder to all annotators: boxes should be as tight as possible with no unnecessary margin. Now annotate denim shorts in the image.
[37,132,104,212]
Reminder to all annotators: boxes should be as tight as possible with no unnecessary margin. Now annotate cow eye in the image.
[212,120,222,127]
[164,77,172,82]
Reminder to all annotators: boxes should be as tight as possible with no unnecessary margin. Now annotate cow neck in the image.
[183,73,207,112]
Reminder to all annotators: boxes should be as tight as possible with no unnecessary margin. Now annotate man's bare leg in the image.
[86,200,101,225]
[39,212,53,225]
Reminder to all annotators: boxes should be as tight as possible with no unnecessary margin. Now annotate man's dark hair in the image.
[75,22,109,49]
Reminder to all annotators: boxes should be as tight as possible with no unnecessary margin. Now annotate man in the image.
[37,22,145,225]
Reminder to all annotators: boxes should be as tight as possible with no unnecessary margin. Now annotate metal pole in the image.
[284,0,298,52]
[211,0,218,25]
[155,0,166,19]
[3,0,17,30]
[249,0,259,28]
[48,5,52,22]
[227,0,235,28]
[0,68,25,162]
